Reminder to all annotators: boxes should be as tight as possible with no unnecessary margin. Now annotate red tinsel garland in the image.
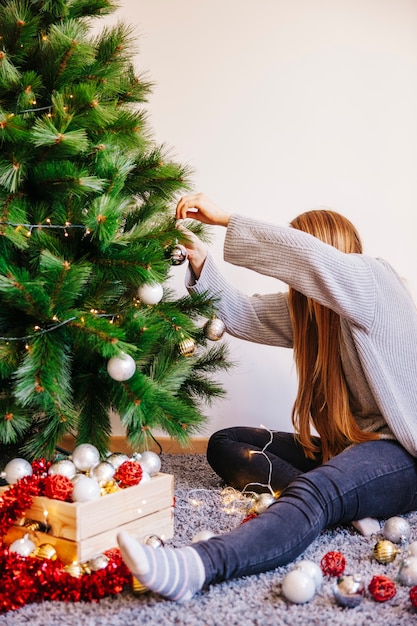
[0,458,135,613]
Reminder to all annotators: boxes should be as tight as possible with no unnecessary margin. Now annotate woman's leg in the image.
[117,440,417,599]
[196,440,417,585]
[206,427,321,492]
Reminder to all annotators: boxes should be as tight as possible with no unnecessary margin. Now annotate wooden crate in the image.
[2,473,174,564]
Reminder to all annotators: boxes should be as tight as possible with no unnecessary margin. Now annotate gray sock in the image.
[117,530,206,601]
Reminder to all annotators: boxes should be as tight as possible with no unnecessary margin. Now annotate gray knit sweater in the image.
[185,214,417,457]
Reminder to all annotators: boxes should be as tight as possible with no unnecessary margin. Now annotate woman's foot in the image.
[117,531,206,602]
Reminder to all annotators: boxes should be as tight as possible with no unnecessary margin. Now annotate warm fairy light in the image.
[243,425,276,496]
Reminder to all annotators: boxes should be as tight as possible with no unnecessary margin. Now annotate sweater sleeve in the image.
[224,214,376,330]
[185,254,293,348]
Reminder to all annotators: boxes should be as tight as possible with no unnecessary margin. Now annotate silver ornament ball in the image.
[170,243,188,266]
[9,533,36,557]
[137,283,163,305]
[71,443,100,472]
[139,451,161,476]
[106,452,130,470]
[204,317,226,341]
[281,569,316,604]
[252,492,277,514]
[383,516,411,544]
[71,475,101,502]
[293,560,323,590]
[48,459,77,479]
[398,556,417,586]
[333,574,365,608]
[90,461,116,486]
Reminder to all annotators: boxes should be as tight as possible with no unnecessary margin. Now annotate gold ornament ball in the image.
[132,576,148,594]
[178,337,196,357]
[372,539,400,564]
[64,561,84,578]
[33,543,58,560]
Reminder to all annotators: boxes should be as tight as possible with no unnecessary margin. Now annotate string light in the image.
[243,424,276,496]
[0,317,77,342]
[0,221,87,232]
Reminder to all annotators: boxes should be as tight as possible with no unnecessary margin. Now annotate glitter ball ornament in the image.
[372,539,400,564]
[178,336,196,357]
[48,459,77,479]
[71,443,100,472]
[71,475,101,502]
[90,461,116,486]
[203,317,226,341]
[383,516,411,544]
[9,533,36,557]
[368,575,396,602]
[139,451,161,477]
[137,282,163,305]
[294,560,323,590]
[169,243,188,265]
[1,458,33,484]
[107,352,136,381]
[398,557,417,586]
[333,574,366,608]
[320,551,346,577]
[281,569,316,604]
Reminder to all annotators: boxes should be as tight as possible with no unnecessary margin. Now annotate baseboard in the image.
[58,435,209,456]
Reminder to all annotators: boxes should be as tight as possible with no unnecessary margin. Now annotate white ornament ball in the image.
[139,451,161,476]
[1,458,33,484]
[71,475,101,502]
[138,283,163,305]
[48,459,77,479]
[398,556,417,586]
[293,560,323,590]
[192,530,216,542]
[408,541,417,557]
[281,569,316,604]
[71,443,100,472]
[106,452,130,469]
[140,470,151,484]
[107,352,136,381]
[9,534,36,557]
[383,516,411,544]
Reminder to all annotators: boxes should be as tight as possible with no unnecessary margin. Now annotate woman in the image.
[117,193,417,602]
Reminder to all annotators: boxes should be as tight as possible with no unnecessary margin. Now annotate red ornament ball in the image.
[368,575,397,602]
[115,460,143,487]
[409,585,417,608]
[320,551,346,577]
[43,474,73,501]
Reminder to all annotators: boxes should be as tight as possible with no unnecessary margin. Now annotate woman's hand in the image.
[176,223,208,279]
[175,193,231,226]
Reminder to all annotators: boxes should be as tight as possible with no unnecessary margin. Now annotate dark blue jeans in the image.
[193,427,417,586]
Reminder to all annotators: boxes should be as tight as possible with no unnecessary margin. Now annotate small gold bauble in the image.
[64,561,84,578]
[132,576,148,594]
[178,337,196,357]
[33,543,57,560]
[373,539,400,564]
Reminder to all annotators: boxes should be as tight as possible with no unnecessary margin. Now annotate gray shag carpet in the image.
[1,454,417,626]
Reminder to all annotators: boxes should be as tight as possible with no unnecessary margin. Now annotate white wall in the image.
[104,0,417,438]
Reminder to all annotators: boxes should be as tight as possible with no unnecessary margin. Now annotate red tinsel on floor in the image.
[0,546,131,613]
[0,458,133,613]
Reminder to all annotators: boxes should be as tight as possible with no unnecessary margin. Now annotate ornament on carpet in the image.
[368,575,397,602]
[320,551,346,577]
[281,568,317,604]
[382,515,411,544]
[333,574,366,608]
[372,539,401,564]
[398,556,417,586]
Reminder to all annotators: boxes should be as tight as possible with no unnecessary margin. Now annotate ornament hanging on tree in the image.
[178,336,196,357]
[203,316,226,341]
[107,352,136,382]
[169,242,188,266]
[137,283,164,305]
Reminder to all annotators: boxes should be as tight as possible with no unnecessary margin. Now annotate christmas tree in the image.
[0,0,231,463]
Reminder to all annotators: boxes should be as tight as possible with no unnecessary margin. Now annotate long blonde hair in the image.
[289,209,379,462]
